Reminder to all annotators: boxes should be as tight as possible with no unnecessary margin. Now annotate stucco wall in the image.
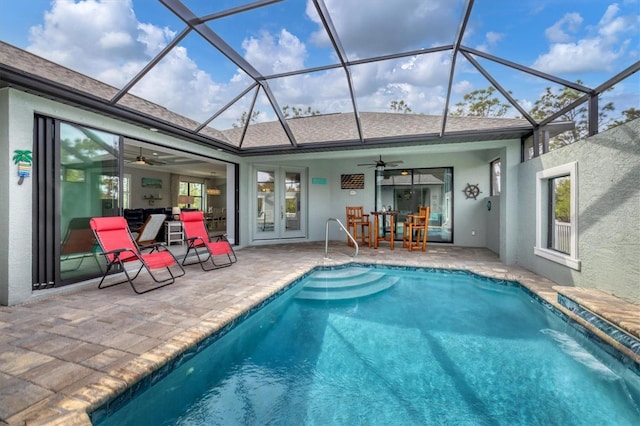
[1,86,522,305]
[1,88,239,305]
[485,196,500,255]
[243,143,517,248]
[516,119,640,304]
[0,90,9,303]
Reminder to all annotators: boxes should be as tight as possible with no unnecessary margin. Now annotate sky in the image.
[0,0,638,129]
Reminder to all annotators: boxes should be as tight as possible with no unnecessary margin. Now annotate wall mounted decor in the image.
[341,173,365,189]
[13,150,32,185]
[142,177,162,188]
[463,183,481,200]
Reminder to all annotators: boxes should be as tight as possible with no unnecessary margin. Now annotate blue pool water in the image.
[96,266,640,425]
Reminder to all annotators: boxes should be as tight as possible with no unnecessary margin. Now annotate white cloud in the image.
[476,31,504,53]
[242,29,307,74]
[544,12,583,43]
[308,0,460,56]
[24,0,236,122]
[453,80,473,96]
[28,0,146,75]
[19,0,475,126]
[533,38,621,73]
[533,5,637,74]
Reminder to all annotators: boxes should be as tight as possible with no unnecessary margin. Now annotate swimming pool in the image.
[94,265,640,425]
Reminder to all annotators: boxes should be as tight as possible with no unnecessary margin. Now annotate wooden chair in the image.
[346,206,370,247]
[403,206,430,252]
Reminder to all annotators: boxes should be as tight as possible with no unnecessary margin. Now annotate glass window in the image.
[122,175,131,209]
[256,170,275,233]
[179,181,203,210]
[490,159,501,196]
[535,162,580,270]
[548,176,571,254]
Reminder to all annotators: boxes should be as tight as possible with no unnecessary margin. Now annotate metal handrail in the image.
[325,218,358,259]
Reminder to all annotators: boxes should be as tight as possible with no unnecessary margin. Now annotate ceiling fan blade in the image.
[357,162,375,166]
[146,159,167,166]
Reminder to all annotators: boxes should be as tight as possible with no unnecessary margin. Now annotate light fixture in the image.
[401,170,409,176]
[206,188,221,195]
[177,195,195,207]
[171,206,181,220]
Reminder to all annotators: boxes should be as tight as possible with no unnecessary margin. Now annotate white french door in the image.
[254,166,306,240]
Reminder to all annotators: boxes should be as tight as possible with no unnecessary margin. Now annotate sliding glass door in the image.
[34,117,122,289]
[375,167,453,243]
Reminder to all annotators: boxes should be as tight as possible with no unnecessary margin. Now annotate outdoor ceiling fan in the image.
[358,155,403,169]
[128,147,166,166]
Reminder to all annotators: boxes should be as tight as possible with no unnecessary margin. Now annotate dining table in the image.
[370,210,398,250]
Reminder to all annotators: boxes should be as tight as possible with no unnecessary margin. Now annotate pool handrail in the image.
[325,218,358,259]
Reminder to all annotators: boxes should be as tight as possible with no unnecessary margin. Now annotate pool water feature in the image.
[95,266,640,425]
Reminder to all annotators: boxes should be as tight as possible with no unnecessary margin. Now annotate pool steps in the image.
[295,266,398,300]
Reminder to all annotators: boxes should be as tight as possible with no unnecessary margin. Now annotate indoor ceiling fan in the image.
[357,155,403,169]
[128,147,166,166]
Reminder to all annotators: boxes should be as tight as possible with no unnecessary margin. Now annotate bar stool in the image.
[346,206,370,247]
[403,206,430,252]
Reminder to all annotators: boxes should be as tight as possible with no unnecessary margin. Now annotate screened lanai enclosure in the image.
[1,0,637,155]
[0,0,638,295]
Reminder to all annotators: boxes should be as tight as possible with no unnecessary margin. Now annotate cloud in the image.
[532,5,637,74]
[28,0,147,76]
[544,12,583,43]
[24,0,236,122]
[242,29,307,74]
[475,31,504,53]
[24,0,567,127]
[307,0,459,57]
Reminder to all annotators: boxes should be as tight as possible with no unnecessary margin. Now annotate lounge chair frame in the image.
[180,211,237,270]
[90,216,185,294]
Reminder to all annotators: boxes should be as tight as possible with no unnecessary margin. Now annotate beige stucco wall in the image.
[516,119,640,304]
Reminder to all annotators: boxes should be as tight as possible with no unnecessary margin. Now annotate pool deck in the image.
[1,242,638,425]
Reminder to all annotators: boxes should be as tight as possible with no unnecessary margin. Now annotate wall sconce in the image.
[206,188,221,195]
[401,170,409,176]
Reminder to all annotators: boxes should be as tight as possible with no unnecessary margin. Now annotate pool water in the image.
[97,267,640,425]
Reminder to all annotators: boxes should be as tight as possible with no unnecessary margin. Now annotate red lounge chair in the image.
[90,216,185,294]
[180,211,237,270]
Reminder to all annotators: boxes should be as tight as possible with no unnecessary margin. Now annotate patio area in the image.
[0,242,638,425]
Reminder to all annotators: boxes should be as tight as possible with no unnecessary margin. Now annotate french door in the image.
[254,166,306,240]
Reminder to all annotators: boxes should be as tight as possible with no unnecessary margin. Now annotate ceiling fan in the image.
[128,147,166,166]
[357,155,403,169]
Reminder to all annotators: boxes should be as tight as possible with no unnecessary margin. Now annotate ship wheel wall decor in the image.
[463,183,481,200]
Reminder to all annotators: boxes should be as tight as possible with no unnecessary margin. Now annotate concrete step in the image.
[308,266,372,281]
[296,268,398,301]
